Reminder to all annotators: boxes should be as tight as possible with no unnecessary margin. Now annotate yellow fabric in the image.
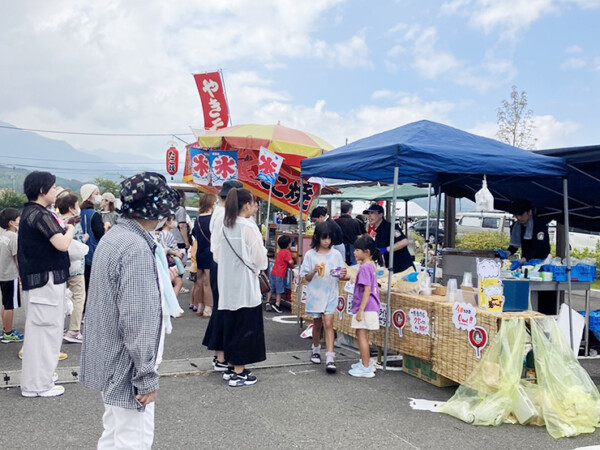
[439,317,600,438]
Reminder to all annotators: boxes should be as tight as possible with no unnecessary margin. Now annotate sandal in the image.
[203,307,212,318]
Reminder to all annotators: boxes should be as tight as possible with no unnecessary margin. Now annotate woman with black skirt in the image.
[213,188,267,387]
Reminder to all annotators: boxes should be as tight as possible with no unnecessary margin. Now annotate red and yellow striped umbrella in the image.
[193,123,333,169]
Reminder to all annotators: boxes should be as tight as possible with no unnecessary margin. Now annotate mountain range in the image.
[0,121,164,184]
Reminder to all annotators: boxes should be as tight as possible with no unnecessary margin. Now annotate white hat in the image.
[101,192,116,203]
[80,184,98,202]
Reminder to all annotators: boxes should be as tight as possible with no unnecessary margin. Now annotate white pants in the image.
[21,274,65,393]
[98,402,155,450]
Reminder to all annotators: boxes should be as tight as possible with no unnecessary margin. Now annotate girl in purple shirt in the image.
[349,235,383,378]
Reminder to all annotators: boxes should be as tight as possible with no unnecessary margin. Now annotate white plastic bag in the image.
[475,176,494,211]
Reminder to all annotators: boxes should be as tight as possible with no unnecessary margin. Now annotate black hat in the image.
[219,180,243,199]
[119,172,179,220]
[511,199,533,215]
[366,204,384,214]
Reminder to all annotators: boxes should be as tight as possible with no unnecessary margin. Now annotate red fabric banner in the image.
[182,146,318,218]
[193,72,229,131]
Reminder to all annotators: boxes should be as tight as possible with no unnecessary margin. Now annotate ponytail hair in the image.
[224,188,254,228]
[354,234,384,266]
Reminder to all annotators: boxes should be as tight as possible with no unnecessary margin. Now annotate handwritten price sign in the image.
[452,302,477,331]
[379,303,388,327]
[336,296,346,321]
[409,308,430,336]
[300,284,308,304]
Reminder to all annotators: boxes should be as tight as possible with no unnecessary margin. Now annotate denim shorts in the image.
[269,273,287,294]
[307,297,337,318]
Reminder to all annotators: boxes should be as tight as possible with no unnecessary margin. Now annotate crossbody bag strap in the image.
[223,230,255,274]
[198,217,210,243]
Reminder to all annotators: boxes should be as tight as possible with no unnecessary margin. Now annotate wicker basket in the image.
[386,292,447,360]
[290,281,309,319]
[431,304,543,386]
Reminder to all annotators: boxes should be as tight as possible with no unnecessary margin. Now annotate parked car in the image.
[410,219,444,244]
[456,211,513,236]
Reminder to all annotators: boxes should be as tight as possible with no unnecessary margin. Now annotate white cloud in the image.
[468,115,581,149]
[243,91,455,148]
[564,0,600,8]
[566,45,583,54]
[386,25,515,91]
[385,25,459,79]
[442,0,556,38]
[313,33,371,68]
[561,57,588,69]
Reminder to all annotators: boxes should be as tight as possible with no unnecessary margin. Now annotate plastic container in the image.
[461,272,473,287]
[576,309,600,332]
[446,279,458,302]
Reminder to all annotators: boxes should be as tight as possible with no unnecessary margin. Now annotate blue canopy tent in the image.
[299,120,572,367]
[441,145,600,232]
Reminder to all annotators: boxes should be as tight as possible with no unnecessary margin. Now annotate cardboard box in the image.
[403,355,457,388]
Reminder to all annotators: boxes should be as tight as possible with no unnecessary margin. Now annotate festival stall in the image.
[182,123,333,218]
[297,120,600,437]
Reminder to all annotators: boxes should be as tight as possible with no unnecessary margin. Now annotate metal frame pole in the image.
[563,178,574,351]
[424,184,432,268]
[297,177,304,330]
[433,189,442,280]
[383,166,399,370]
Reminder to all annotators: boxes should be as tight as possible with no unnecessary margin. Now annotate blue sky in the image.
[1,0,599,171]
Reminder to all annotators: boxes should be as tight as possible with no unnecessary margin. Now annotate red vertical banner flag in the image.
[193,72,229,131]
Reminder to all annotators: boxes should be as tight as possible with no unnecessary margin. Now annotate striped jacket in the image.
[80,218,162,410]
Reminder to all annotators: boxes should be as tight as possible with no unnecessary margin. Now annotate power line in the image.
[2,163,161,174]
[0,155,164,165]
[0,124,195,137]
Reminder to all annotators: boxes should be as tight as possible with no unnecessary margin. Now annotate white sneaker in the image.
[180,287,190,294]
[63,331,83,344]
[22,385,65,398]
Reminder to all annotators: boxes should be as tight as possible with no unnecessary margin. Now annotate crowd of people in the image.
[0,171,418,448]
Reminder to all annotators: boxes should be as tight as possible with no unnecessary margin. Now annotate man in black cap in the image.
[310,206,345,258]
[203,180,244,372]
[366,203,413,273]
[506,199,550,263]
[81,172,179,448]
[334,201,365,265]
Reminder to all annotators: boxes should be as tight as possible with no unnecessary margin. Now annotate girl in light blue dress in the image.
[300,222,347,373]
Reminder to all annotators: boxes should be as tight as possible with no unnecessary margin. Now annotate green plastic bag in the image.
[530,317,600,438]
[439,318,527,426]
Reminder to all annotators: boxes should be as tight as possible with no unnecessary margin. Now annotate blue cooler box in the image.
[502,280,530,312]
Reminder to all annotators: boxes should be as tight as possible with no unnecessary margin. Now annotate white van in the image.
[456,211,513,236]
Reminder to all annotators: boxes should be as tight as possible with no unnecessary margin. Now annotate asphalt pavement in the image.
[1,277,599,449]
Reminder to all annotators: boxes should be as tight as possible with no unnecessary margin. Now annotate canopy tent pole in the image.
[424,184,432,269]
[404,199,409,237]
[297,177,304,331]
[383,166,399,370]
[264,184,273,245]
[433,189,442,280]
[563,177,574,351]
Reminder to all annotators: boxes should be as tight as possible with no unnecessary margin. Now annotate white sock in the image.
[326,352,335,363]
[312,344,321,354]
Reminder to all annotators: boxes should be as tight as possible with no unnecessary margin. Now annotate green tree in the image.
[0,189,27,210]
[497,85,537,150]
[94,177,121,197]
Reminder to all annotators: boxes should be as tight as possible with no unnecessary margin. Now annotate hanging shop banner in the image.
[193,72,229,131]
[237,148,318,217]
[182,147,318,217]
[210,151,238,186]
[189,147,210,185]
[257,146,284,186]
